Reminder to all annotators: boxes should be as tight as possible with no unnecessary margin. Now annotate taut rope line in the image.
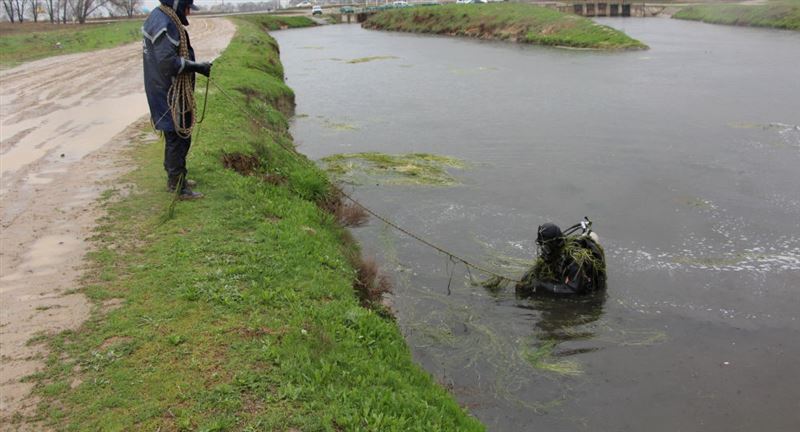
[206,77,521,285]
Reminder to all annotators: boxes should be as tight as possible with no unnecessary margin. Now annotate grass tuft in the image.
[353,257,394,306]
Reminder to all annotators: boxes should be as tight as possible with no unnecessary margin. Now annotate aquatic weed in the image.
[321,152,467,186]
[346,56,399,64]
[524,340,583,376]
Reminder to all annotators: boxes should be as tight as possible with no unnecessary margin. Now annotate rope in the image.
[160,5,196,139]
[206,77,521,285]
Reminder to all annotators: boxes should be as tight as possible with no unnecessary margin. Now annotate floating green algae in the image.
[671,254,746,267]
[323,120,359,131]
[346,55,399,64]
[524,340,583,376]
[321,152,467,186]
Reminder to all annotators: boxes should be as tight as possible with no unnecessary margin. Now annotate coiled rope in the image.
[159,5,196,139]
[205,77,522,285]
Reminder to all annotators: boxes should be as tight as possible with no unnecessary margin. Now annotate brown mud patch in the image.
[222,152,261,175]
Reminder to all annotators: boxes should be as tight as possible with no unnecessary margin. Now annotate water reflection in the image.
[518,292,607,363]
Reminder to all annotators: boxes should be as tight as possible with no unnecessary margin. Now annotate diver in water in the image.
[516,218,607,296]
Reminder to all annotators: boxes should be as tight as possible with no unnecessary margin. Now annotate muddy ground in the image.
[0,17,235,425]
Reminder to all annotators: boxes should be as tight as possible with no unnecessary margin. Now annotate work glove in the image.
[184,60,212,77]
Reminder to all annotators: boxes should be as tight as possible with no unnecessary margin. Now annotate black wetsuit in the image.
[516,236,606,296]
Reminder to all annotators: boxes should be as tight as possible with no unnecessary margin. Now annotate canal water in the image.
[274,18,800,431]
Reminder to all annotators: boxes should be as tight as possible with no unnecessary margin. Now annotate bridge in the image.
[550,2,666,17]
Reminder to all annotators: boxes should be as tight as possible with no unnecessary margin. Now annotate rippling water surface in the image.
[274,18,800,431]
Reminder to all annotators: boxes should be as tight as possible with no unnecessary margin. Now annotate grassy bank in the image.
[0,21,143,68]
[0,14,322,69]
[363,3,647,50]
[673,1,800,31]
[21,14,482,431]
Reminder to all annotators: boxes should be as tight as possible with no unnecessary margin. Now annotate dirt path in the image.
[0,17,235,423]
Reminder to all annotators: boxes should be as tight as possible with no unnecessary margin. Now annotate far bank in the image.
[362,3,648,50]
[673,0,800,31]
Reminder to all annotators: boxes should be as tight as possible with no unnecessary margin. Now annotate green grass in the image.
[673,0,800,31]
[0,21,143,68]
[363,3,647,50]
[22,14,483,431]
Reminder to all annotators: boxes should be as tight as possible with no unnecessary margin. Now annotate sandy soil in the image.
[0,17,235,424]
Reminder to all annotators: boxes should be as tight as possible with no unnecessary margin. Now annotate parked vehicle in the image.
[392,1,410,6]
[312,5,323,15]
[297,1,312,7]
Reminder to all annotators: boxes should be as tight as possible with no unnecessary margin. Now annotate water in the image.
[274,18,800,431]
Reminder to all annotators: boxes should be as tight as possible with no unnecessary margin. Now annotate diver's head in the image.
[536,223,564,260]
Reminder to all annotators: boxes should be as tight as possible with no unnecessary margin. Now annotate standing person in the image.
[142,0,212,199]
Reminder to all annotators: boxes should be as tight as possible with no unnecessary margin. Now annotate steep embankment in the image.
[20,14,483,431]
[363,4,647,50]
[673,1,800,31]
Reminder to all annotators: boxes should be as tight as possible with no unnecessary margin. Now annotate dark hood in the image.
[159,0,198,26]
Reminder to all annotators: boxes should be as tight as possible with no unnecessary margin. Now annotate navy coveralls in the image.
[142,6,196,180]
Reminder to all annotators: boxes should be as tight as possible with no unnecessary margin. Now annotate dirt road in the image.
[0,17,235,423]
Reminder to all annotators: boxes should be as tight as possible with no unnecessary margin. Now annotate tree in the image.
[61,0,69,23]
[43,0,57,22]
[69,0,107,23]
[107,0,140,18]
[30,0,41,21]
[2,0,16,22]
[14,0,29,22]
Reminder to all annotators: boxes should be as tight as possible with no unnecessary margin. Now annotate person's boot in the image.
[166,178,197,192]
[178,186,204,200]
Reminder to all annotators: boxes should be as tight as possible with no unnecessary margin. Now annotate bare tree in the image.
[2,0,16,22]
[69,0,108,24]
[61,0,69,23]
[43,0,56,21]
[12,0,28,22]
[31,0,41,21]
[107,0,139,18]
